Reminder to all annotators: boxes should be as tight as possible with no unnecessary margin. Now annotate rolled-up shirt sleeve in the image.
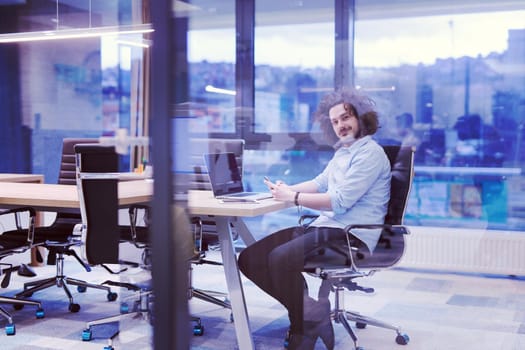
[331,150,385,214]
[311,136,391,252]
[313,138,390,215]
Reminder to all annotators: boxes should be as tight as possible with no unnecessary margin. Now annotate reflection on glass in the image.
[254,0,334,135]
[0,0,147,179]
[188,26,236,134]
[354,9,525,230]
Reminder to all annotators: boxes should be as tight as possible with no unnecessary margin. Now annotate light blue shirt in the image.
[311,136,391,252]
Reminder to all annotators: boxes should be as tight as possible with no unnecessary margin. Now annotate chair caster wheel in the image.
[5,323,15,335]
[77,285,87,293]
[283,330,290,348]
[81,328,92,341]
[120,302,129,313]
[69,303,80,312]
[193,324,204,336]
[396,333,410,345]
[35,308,45,319]
[230,313,234,322]
[356,322,367,329]
[103,346,115,350]
[107,292,118,302]
[13,304,24,310]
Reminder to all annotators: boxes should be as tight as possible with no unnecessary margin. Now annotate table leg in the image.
[29,210,45,267]
[231,217,256,247]
[215,217,255,350]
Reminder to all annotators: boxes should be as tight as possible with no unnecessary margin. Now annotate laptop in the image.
[203,152,273,202]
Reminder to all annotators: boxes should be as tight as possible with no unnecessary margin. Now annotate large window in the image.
[184,0,236,135]
[181,0,525,232]
[354,8,525,229]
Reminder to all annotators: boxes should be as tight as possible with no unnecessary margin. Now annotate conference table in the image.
[0,178,291,350]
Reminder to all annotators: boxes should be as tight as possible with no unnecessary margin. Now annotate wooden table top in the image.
[0,173,44,183]
[0,179,290,218]
[0,180,153,210]
[187,190,291,217]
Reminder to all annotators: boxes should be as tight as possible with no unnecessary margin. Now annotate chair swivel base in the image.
[16,275,117,312]
[331,286,409,350]
[0,298,45,335]
[190,287,233,322]
[191,287,231,309]
[81,289,152,344]
[15,247,118,312]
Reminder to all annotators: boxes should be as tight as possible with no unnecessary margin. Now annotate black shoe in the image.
[303,316,334,349]
[286,331,317,350]
[18,264,37,277]
[286,318,334,350]
[305,297,334,349]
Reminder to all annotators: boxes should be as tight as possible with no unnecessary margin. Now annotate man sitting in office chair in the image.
[238,87,391,349]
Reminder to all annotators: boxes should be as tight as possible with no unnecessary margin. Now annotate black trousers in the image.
[238,226,351,334]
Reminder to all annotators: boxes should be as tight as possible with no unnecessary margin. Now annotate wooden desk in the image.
[0,180,152,211]
[188,190,291,350]
[0,181,289,350]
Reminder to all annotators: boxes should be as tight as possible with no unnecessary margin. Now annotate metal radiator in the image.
[400,226,525,276]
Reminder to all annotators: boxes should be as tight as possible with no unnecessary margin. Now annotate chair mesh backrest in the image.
[75,144,119,173]
[186,138,245,191]
[354,145,414,269]
[382,145,415,225]
[74,144,120,265]
[59,138,99,185]
[178,139,244,246]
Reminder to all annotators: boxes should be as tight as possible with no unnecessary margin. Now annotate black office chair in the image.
[300,145,415,350]
[10,138,117,312]
[74,144,152,348]
[185,138,245,248]
[183,138,246,317]
[0,207,45,335]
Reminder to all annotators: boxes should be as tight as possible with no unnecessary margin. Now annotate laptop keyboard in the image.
[230,192,256,197]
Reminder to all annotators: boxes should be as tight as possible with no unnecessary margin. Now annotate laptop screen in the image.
[203,152,244,196]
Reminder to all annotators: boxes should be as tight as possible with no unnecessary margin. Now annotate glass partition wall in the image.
[0,0,149,179]
[2,0,525,348]
[353,6,525,230]
[183,0,525,234]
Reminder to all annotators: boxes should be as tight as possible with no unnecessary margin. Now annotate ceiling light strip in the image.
[0,24,153,44]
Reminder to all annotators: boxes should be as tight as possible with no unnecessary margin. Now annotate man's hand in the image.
[267,180,294,202]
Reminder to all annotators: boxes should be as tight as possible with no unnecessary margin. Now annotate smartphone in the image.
[263,176,275,189]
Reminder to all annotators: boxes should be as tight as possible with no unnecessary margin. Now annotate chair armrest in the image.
[299,214,318,226]
[344,223,410,235]
[0,207,36,246]
[190,217,205,258]
[128,204,150,212]
[128,204,150,248]
[300,214,410,236]
[128,204,150,225]
[0,207,36,230]
[0,206,36,217]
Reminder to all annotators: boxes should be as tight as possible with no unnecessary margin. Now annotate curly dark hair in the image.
[314,87,379,145]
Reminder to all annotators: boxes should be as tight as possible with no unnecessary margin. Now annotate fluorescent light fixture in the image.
[205,85,236,96]
[115,39,151,48]
[0,23,153,44]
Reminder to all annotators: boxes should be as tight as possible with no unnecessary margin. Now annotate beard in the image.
[333,132,357,149]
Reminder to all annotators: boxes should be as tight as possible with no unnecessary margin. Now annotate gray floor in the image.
[1,248,524,350]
